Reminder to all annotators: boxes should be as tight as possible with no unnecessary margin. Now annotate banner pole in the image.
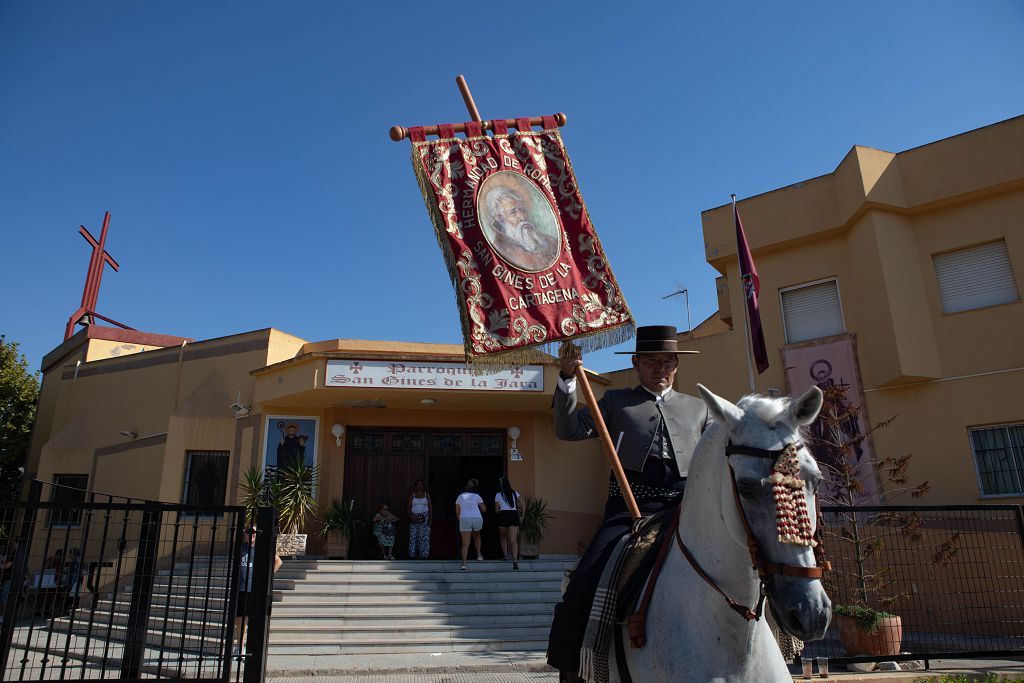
[573,365,642,520]
[388,74,567,140]
[733,194,756,395]
[455,74,482,123]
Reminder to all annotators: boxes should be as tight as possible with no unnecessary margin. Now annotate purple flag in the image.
[735,202,769,374]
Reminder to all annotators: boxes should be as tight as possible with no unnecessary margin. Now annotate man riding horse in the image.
[547,325,709,679]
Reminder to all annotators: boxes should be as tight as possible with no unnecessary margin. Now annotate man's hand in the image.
[558,342,582,380]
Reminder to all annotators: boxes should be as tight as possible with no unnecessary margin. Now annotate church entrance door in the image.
[343,428,505,560]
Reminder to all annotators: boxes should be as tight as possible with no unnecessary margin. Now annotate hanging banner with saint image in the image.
[408,116,633,365]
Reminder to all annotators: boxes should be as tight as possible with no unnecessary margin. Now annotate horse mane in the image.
[736,394,792,428]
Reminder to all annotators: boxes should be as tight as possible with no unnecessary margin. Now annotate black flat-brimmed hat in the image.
[613,325,700,355]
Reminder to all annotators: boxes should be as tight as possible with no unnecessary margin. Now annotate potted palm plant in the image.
[321,498,365,559]
[518,496,551,559]
[238,467,272,527]
[271,460,320,557]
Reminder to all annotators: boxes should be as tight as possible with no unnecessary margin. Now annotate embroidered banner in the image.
[409,117,633,365]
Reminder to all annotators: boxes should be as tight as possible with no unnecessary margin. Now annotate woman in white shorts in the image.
[455,478,486,570]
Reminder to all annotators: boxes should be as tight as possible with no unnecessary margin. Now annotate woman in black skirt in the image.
[495,476,523,569]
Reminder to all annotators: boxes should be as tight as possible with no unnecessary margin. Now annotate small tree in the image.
[1,336,40,512]
[812,382,958,630]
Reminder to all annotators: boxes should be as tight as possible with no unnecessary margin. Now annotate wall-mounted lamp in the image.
[331,424,345,447]
[118,431,138,440]
[508,425,521,450]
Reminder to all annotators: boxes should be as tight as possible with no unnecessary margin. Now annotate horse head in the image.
[696,383,832,641]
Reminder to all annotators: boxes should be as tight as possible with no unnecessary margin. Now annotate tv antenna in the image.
[662,286,691,334]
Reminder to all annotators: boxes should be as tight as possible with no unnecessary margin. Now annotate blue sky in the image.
[2,1,1022,375]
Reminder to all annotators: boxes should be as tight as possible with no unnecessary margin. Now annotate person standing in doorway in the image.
[236,525,283,657]
[407,479,432,560]
[455,479,486,571]
[495,476,523,570]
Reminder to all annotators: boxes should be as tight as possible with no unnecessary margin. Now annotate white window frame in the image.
[778,276,847,345]
[969,423,1024,499]
[931,239,1019,315]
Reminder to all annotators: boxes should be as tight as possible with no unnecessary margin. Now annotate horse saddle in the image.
[615,506,678,621]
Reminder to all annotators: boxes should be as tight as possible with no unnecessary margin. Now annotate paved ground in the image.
[269,675,556,682]
[265,654,1024,682]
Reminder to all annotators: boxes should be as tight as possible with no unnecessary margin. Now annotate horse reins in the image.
[673,440,831,623]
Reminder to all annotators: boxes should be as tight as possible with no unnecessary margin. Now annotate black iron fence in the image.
[804,504,1024,667]
[0,481,277,682]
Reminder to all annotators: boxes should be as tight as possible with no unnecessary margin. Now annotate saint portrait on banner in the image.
[478,171,562,273]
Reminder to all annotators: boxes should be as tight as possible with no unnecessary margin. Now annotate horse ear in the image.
[789,386,824,426]
[697,384,744,426]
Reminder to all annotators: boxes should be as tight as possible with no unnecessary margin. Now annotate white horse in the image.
[611,384,832,682]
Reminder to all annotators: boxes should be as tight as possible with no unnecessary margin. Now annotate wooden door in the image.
[343,428,505,560]
[343,429,426,559]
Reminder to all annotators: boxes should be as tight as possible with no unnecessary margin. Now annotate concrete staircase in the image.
[47,557,233,657]
[29,555,570,674]
[268,557,571,657]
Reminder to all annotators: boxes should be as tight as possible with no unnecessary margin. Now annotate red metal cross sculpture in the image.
[64,211,134,340]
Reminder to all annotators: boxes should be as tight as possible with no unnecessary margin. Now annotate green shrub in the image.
[833,603,895,633]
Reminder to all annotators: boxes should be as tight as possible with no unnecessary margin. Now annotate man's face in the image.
[286,427,297,436]
[632,353,678,393]
[496,196,532,233]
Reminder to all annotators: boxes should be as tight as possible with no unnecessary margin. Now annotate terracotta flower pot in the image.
[325,532,350,559]
[835,614,902,657]
[519,541,540,559]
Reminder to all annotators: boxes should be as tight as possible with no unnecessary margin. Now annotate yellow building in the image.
[683,115,1024,504]
[25,114,1023,564]
[26,326,612,558]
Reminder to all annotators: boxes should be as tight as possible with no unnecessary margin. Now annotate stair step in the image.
[280,559,575,571]
[268,612,552,629]
[274,589,562,603]
[272,573,569,581]
[53,620,227,655]
[271,601,553,615]
[266,637,548,655]
[268,622,548,643]
[55,612,231,639]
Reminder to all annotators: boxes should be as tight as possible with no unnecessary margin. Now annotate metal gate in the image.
[805,504,1024,667]
[0,482,276,682]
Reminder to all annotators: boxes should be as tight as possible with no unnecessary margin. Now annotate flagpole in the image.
[733,194,756,395]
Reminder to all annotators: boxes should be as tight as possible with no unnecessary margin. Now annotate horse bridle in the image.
[674,440,832,622]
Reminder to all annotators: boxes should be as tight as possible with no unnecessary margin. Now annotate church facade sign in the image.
[326,359,544,392]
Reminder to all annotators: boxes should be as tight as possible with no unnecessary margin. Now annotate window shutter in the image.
[933,240,1018,314]
[781,280,845,344]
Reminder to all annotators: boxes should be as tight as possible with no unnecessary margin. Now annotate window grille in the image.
[970,424,1024,496]
[182,450,230,507]
[933,240,1018,314]
[780,278,845,344]
[48,473,88,527]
